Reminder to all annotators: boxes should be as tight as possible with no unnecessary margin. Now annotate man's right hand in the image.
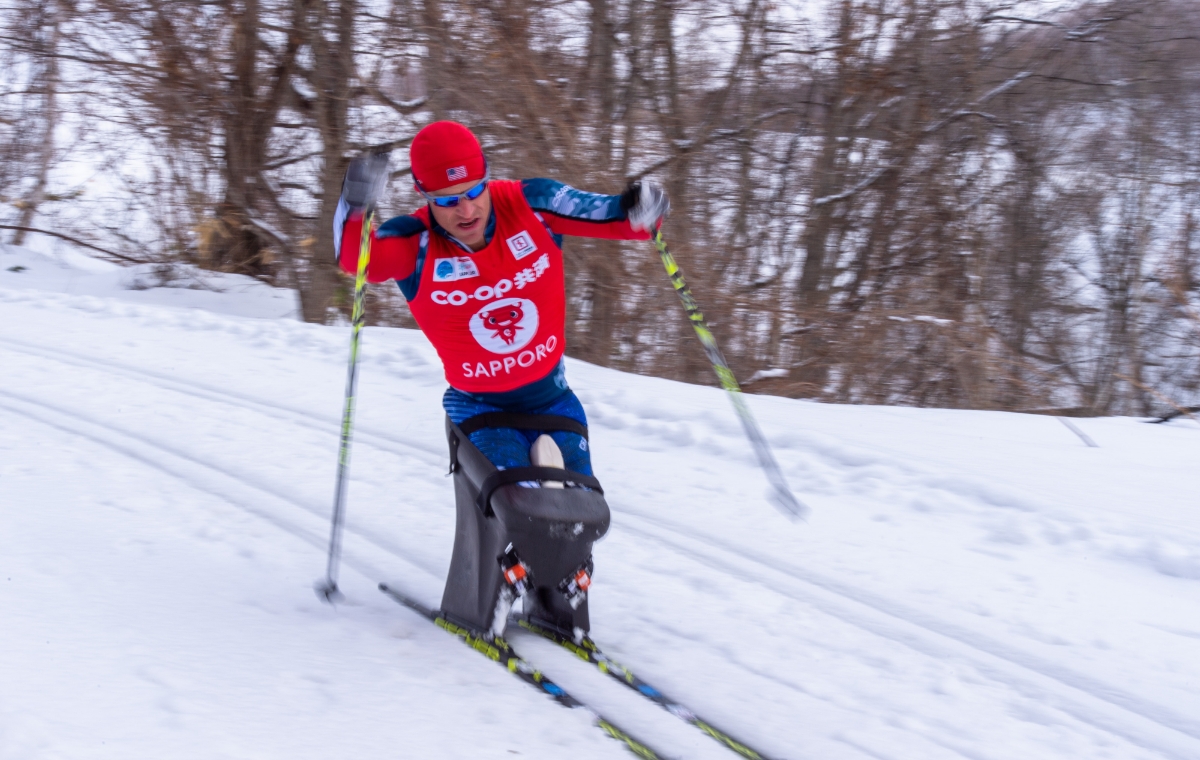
[341,152,391,209]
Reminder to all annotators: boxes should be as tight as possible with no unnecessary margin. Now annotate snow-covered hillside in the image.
[2,243,1199,760]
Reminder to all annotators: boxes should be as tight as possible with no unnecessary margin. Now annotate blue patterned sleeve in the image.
[520,179,646,241]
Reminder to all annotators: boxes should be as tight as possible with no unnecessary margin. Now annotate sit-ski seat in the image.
[440,414,610,637]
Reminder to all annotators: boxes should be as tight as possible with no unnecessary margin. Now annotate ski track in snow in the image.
[0,339,1151,693]
[0,391,402,582]
[0,407,623,760]
[0,351,1187,760]
[0,335,446,466]
[0,313,1188,759]
[2,274,1199,759]
[5,355,1196,759]
[615,511,1200,759]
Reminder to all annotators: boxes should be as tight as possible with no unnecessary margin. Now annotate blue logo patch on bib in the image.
[432,257,480,283]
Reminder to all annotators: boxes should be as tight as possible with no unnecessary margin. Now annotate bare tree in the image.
[1,0,61,243]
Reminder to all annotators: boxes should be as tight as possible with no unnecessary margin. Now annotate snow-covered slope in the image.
[2,244,1199,759]
[0,243,299,319]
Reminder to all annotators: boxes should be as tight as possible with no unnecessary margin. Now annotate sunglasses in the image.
[416,162,491,208]
[422,176,488,207]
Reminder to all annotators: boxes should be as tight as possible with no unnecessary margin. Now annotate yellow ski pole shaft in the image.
[652,226,807,519]
[318,206,375,602]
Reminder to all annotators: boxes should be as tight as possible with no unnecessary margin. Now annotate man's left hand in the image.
[622,180,670,232]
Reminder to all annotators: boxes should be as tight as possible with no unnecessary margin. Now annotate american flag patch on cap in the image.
[446,165,468,182]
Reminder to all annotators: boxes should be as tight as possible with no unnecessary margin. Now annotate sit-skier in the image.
[335,120,669,484]
[336,120,667,480]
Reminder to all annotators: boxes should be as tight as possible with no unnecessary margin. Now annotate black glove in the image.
[620,180,670,232]
[340,152,391,209]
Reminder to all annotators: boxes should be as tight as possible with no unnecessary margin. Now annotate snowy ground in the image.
[2,243,1199,760]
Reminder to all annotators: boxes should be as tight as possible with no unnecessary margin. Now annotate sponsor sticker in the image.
[431,257,480,282]
[431,253,551,306]
[506,230,538,260]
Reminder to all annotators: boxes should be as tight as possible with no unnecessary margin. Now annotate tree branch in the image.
[0,225,145,264]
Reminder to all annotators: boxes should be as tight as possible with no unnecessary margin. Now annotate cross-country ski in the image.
[379,583,668,759]
[509,615,778,760]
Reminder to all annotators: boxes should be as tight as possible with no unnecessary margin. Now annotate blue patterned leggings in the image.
[442,387,593,476]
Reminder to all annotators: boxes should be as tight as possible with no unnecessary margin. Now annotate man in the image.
[335,121,668,477]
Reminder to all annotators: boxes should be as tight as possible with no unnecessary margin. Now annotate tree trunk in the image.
[299,0,357,324]
[12,0,59,246]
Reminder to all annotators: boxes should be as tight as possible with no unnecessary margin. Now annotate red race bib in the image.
[406,180,567,393]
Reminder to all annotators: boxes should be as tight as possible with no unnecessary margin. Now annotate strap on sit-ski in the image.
[457,413,588,439]
[448,412,589,475]
[476,467,603,516]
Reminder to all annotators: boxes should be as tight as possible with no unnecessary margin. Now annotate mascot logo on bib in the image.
[469,297,539,354]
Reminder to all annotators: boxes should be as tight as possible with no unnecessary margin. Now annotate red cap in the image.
[409,121,486,193]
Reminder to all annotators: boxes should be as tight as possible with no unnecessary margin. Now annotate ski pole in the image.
[317,205,376,602]
[652,226,808,519]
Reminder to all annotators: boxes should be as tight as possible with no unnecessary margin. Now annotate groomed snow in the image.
[2,243,1199,759]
